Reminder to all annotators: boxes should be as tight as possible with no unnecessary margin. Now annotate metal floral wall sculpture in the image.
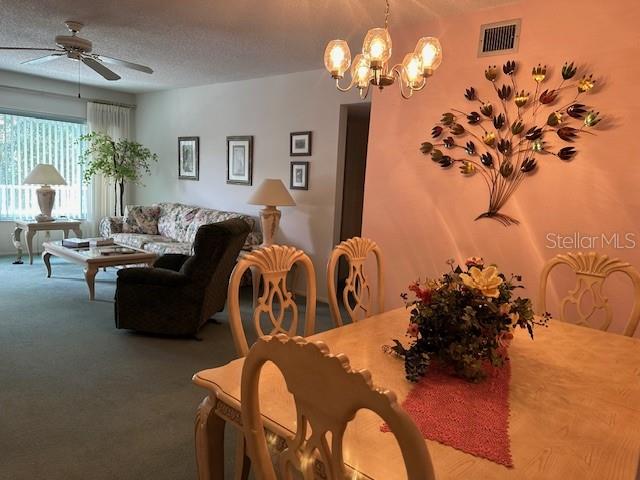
[421,60,601,225]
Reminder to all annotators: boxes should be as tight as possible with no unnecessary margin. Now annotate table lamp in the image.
[247,178,296,246]
[23,164,67,222]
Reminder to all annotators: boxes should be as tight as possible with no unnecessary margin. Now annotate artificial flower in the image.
[408,282,432,303]
[460,265,504,298]
[497,331,514,348]
[465,256,484,268]
[407,323,420,338]
[499,303,511,315]
[509,312,520,327]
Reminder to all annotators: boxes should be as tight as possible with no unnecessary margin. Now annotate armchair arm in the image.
[99,216,124,237]
[117,267,191,287]
[153,254,190,272]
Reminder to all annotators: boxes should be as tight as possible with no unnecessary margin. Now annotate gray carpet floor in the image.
[0,255,335,480]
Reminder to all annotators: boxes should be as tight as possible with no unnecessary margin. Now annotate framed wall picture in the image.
[290,161,309,190]
[290,131,312,156]
[178,137,199,180]
[226,136,253,185]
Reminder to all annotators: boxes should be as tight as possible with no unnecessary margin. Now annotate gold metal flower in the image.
[482,131,496,146]
[460,161,476,175]
[578,74,595,93]
[584,111,601,127]
[531,139,544,153]
[514,90,529,107]
[485,65,498,82]
[547,111,563,127]
[480,102,493,117]
[532,64,547,83]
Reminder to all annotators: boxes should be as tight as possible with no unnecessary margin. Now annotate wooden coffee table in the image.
[42,241,157,300]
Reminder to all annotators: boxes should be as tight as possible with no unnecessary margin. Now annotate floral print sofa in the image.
[99,202,262,255]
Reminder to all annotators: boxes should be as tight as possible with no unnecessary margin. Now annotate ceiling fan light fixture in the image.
[0,20,153,82]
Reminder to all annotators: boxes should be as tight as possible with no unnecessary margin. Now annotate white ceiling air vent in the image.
[478,19,521,57]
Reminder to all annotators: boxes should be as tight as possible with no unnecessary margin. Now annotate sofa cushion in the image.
[122,205,160,235]
[112,233,173,250]
[183,209,252,244]
[156,203,198,241]
[143,241,192,256]
[153,201,260,248]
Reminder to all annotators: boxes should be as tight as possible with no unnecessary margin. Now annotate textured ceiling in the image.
[0,0,517,93]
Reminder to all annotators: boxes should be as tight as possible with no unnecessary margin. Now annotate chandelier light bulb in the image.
[402,53,425,89]
[324,40,351,78]
[351,54,372,89]
[363,28,392,67]
[415,37,442,74]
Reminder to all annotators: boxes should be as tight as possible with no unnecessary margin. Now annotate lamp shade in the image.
[23,164,67,186]
[247,179,295,207]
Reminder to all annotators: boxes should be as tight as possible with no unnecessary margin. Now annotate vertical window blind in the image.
[0,112,88,220]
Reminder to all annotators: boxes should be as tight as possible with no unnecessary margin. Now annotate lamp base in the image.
[34,185,56,222]
[259,206,281,247]
[34,213,55,223]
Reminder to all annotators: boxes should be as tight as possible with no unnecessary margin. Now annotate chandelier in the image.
[323,0,442,100]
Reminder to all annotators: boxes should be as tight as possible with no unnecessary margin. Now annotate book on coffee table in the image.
[62,237,114,248]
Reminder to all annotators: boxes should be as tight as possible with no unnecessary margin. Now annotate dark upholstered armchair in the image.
[114,218,250,336]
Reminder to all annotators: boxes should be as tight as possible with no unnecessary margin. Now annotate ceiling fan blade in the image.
[0,47,61,52]
[96,55,153,74]
[81,56,121,81]
[21,53,65,65]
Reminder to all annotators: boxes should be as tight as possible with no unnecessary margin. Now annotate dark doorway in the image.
[337,103,371,284]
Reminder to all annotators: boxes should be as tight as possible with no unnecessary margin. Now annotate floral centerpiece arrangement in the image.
[392,257,549,382]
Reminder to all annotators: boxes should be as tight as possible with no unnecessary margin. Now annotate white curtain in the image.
[86,102,131,233]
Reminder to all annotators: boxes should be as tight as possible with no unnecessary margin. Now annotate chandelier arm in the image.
[359,84,371,100]
[412,81,427,92]
[335,76,355,92]
[389,66,415,99]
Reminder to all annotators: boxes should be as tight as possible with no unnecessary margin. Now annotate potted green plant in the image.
[79,132,158,216]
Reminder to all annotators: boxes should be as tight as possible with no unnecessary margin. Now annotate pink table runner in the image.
[383,361,513,467]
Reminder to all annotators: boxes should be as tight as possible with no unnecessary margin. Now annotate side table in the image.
[13,219,82,265]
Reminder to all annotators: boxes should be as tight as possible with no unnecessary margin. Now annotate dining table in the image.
[192,307,640,479]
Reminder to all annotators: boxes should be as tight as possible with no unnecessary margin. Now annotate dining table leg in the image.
[195,395,226,480]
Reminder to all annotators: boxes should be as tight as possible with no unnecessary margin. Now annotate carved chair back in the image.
[228,245,317,357]
[538,252,640,336]
[327,237,384,327]
[240,335,436,480]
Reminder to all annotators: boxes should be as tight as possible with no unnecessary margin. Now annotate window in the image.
[0,112,88,220]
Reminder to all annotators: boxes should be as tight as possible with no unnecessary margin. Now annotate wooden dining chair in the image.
[228,244,317,357]
[538,252,640,336]
[327,237,384,327]
[240,334,435,480]
[226,245,317,479]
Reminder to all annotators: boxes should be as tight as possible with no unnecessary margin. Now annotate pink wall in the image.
[362,0,640,336]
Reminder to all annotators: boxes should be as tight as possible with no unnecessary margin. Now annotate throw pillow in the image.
[122,205,161,235]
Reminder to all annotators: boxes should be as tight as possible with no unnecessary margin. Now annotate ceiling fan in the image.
[0,20,153,81]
